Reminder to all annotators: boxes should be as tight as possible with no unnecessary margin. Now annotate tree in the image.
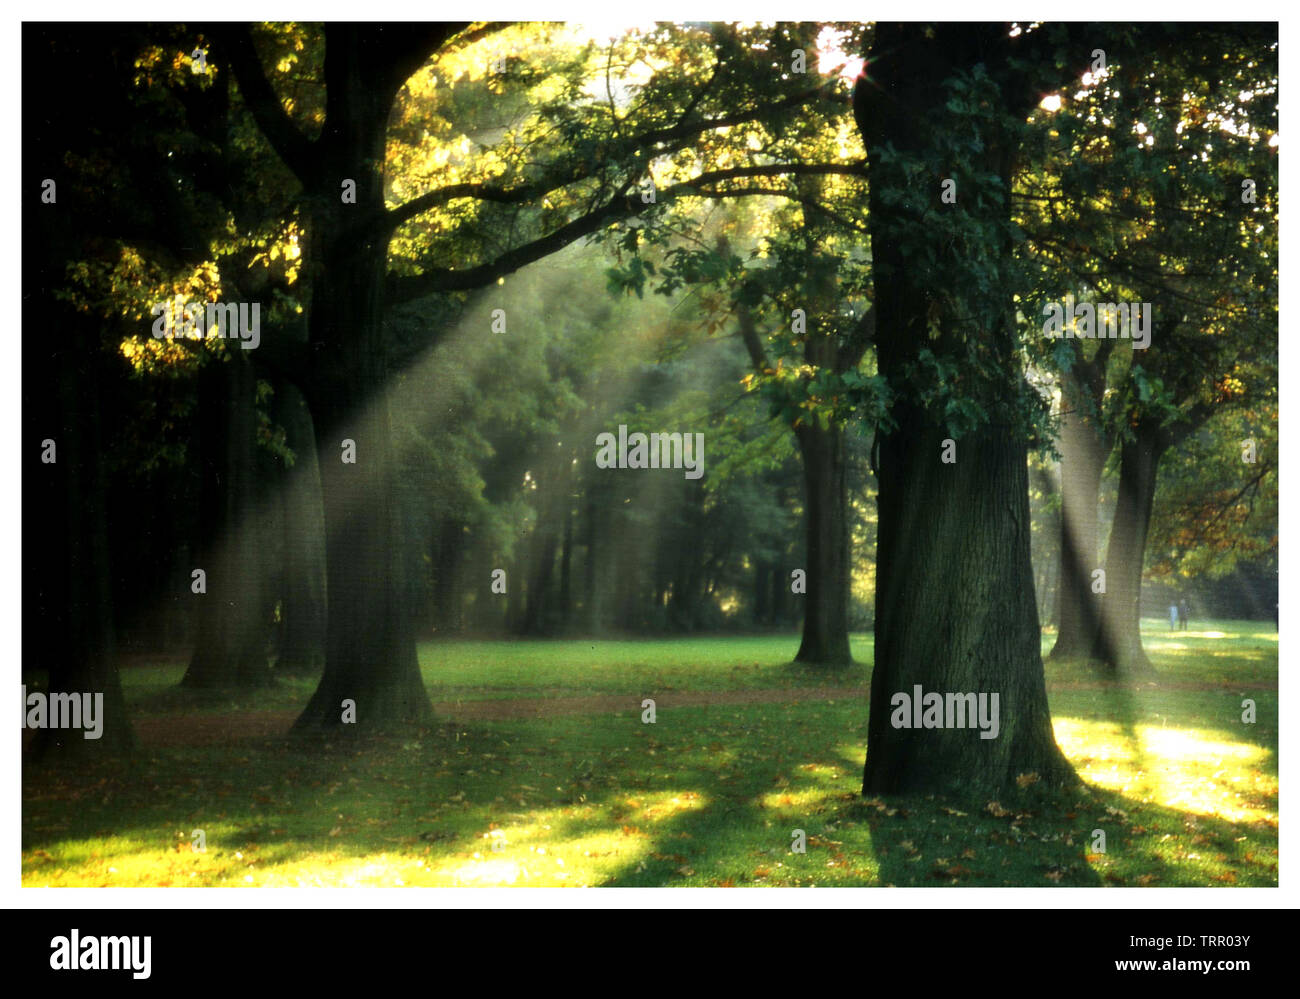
[209,22,852,729]
[855,23,1077,794]
[1017,26,1277,673]
[599,42,877,663]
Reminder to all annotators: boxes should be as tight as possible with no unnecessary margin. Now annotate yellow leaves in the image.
[1015,772,1041,788]
[986,801,1012,818]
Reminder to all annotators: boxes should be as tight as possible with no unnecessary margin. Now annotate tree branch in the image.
[219,24,316,183]
[387,162,864,302]
[381,80,843,238]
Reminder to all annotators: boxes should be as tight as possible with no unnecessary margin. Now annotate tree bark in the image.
[793,421,853,665]
[29,343,134,757]
[290,27,438,730]
[1048,353,1114,660]
[272,380,327,676]
[856,22,1076,795]
[182,353,277,689]
[1091,421,1165,676]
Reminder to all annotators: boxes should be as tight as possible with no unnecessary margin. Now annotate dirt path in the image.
[128,679,1274,748]
[130,687,864,747]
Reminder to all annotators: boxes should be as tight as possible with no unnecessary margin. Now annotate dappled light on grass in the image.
[23,622,1276,888]
[1053,717,1275,824]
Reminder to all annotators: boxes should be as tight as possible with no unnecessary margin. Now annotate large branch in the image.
[386,162,864,303]
[219,25,316,183]
[382,80,842,237]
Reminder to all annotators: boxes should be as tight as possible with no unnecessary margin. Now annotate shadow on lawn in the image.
[21,668,1276,888]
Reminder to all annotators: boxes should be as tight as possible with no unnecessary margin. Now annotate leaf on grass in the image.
[986,801,1012,817]
[1015,772,1041,788]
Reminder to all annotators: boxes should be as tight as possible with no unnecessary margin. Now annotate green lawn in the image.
[22,620,1276,887]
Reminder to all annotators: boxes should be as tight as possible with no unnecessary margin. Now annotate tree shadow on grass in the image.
[21,680,1277,888]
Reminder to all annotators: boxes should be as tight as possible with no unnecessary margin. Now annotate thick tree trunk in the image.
[1048,379,1111,660]
[864,416,1072,793]
[182,353,277,689]
[793,421,853,665]
[857,22,1075,795]
[292,38,432,730]
[273,380,327,676]
[29,347,134,757]
[1091,423,1164,676]
[295,383,431,729]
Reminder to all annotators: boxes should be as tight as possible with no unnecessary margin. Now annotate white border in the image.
[4,3,1291,911]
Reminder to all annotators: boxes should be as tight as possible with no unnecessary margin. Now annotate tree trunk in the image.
[273,380,327,676]
[1048,375,1112,660]
[292,35,433,730]
[856,22,1075,795]
[29,344,134,757]
[296,381,431,729]
[182,353,277,689]
[430,517,466,635]
[793,421,853,665]
[1091,422,1164,676]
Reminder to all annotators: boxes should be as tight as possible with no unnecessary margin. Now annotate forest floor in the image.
[22,620,1278,888]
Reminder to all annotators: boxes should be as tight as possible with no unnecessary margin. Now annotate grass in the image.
[114,634,875,720]
[22,619,1277,887]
